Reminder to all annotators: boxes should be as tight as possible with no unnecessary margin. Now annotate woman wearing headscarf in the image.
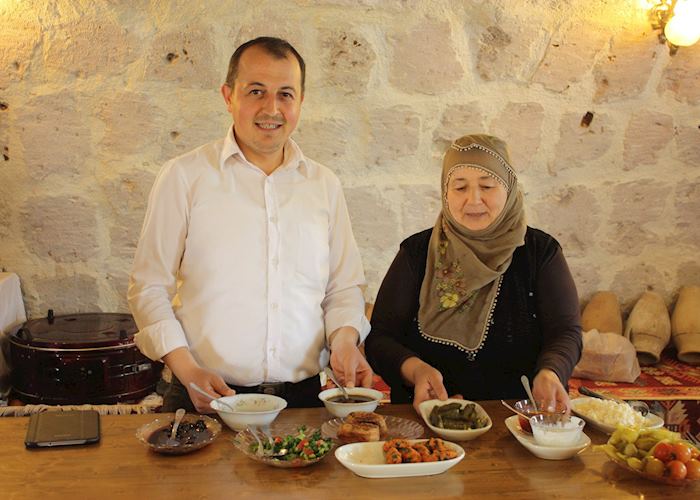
[365,134,582,413]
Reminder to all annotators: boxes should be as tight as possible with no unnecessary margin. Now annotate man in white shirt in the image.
[128,37,372,412]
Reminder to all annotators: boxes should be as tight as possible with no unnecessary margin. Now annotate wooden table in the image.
[0,401,690,499]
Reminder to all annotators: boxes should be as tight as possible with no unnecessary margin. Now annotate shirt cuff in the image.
[324,312,370,347]
[134,318,189,361]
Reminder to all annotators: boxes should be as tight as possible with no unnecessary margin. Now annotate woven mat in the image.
[569,348,700,401]
[0,393,162,417]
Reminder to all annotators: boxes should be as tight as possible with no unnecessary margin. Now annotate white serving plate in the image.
[505,415,590,460]
[418,399,492,441]
[334,439,464,478]
[569,397,664,435]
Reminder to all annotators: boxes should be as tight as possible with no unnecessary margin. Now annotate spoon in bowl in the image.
[166,408,186,446]
[189,382,236,412]
[324,367,350,401]
[520,375,538,411]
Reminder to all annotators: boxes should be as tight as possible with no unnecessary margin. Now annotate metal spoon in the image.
[520,375,538,411]
[324,367,350,401]
[167,408,186,446]
[189,382,236,412]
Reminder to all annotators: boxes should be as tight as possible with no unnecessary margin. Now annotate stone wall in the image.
[1,0,698,319]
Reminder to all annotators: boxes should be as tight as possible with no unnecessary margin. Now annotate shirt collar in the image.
[219,125,310,178]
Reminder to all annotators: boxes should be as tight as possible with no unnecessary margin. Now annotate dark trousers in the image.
[162,374,324,413]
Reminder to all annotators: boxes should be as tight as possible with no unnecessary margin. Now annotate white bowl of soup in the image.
[212,393,287,431]
[318,387,384,418]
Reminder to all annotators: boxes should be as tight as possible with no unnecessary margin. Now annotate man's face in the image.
[221,45,303,172]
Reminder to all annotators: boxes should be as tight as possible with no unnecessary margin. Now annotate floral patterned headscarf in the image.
[417,134,527,358]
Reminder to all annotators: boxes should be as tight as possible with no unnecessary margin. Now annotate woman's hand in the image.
[532,368,570,413]
[401,357,449,414]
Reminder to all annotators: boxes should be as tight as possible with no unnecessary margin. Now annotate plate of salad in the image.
[232,424,335,468]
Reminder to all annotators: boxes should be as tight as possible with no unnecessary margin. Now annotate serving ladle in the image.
[189,382,237,412]
[324,367,350,401]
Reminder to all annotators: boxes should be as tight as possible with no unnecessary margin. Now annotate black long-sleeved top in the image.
[365,227,582,403]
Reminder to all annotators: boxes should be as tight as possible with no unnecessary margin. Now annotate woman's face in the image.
[446,167,508,231]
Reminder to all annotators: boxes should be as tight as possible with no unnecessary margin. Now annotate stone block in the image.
[320,29,375,95]
[432,103,486,157]
[367,105,420,167]
[0,28,39,89]
[672,180,700,246]
[552,112,613,173]
[400,184,441,236]
[659,43,700,104]
[18,91,91,180]
[32,273,100,315]
[146,25,220,88]
[489,102,544,171]
[529,186,601,258]
[20,195,99,263]
[44,20,138,79]
[344,186,400,253]
[475,21,545,82]
[534,27,607,92]
[593,30,658,103]
[98,92,161,156]
[674,126,700,166]
[622,110,673,170]
[611,265,667,312]
[389,21,463,95]
[101,169,155,259]
[676,261,700,287]
[292,117,352,168]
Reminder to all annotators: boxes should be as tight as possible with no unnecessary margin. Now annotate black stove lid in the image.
[12,311,138,348]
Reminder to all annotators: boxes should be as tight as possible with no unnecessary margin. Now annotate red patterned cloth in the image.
[569,348,700,439]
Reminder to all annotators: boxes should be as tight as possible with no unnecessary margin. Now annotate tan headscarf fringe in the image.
[418,135,527,358]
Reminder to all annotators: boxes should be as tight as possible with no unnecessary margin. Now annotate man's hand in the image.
[401,357,449,414]
[532,368,570,413]
[329,327,373,388]
[164,347,236,413]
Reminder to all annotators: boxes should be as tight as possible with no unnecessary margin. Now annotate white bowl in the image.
[505,415,590,460]
[530,414,585,447]
[212,393,287,431]
[318,387,384,418]
[418,399,492,441]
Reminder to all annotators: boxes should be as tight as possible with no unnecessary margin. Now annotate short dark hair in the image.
[225,36,306,93]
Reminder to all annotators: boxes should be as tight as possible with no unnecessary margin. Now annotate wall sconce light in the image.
[644,0,700,54]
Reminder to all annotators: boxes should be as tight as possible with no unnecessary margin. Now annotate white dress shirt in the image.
[128,127,369,386]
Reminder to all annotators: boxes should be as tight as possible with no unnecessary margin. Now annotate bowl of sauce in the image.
[136,413,221,455]
[318,387,385,418]
[513,399,566,434]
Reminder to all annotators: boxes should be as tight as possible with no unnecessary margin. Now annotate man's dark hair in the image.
[225,36,306,93]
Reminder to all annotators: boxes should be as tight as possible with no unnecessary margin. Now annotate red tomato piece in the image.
[686,459,700,480]
[668,460,688,481]
[653,442,674,462]
[673,442,693,464]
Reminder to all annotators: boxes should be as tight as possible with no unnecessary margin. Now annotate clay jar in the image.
[671,286,700,365]
[624,291,671,366]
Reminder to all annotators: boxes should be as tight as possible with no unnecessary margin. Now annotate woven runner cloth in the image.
[0,393,162,417]
[568,348,700,401]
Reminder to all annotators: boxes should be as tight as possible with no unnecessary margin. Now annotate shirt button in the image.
[271,303,278,310]
[269,216,277,223]
[271,258,279,267]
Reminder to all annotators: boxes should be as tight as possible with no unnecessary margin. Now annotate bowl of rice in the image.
[569,397,664,434]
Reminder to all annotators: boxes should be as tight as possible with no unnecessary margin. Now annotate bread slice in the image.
[337,422,380,444]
